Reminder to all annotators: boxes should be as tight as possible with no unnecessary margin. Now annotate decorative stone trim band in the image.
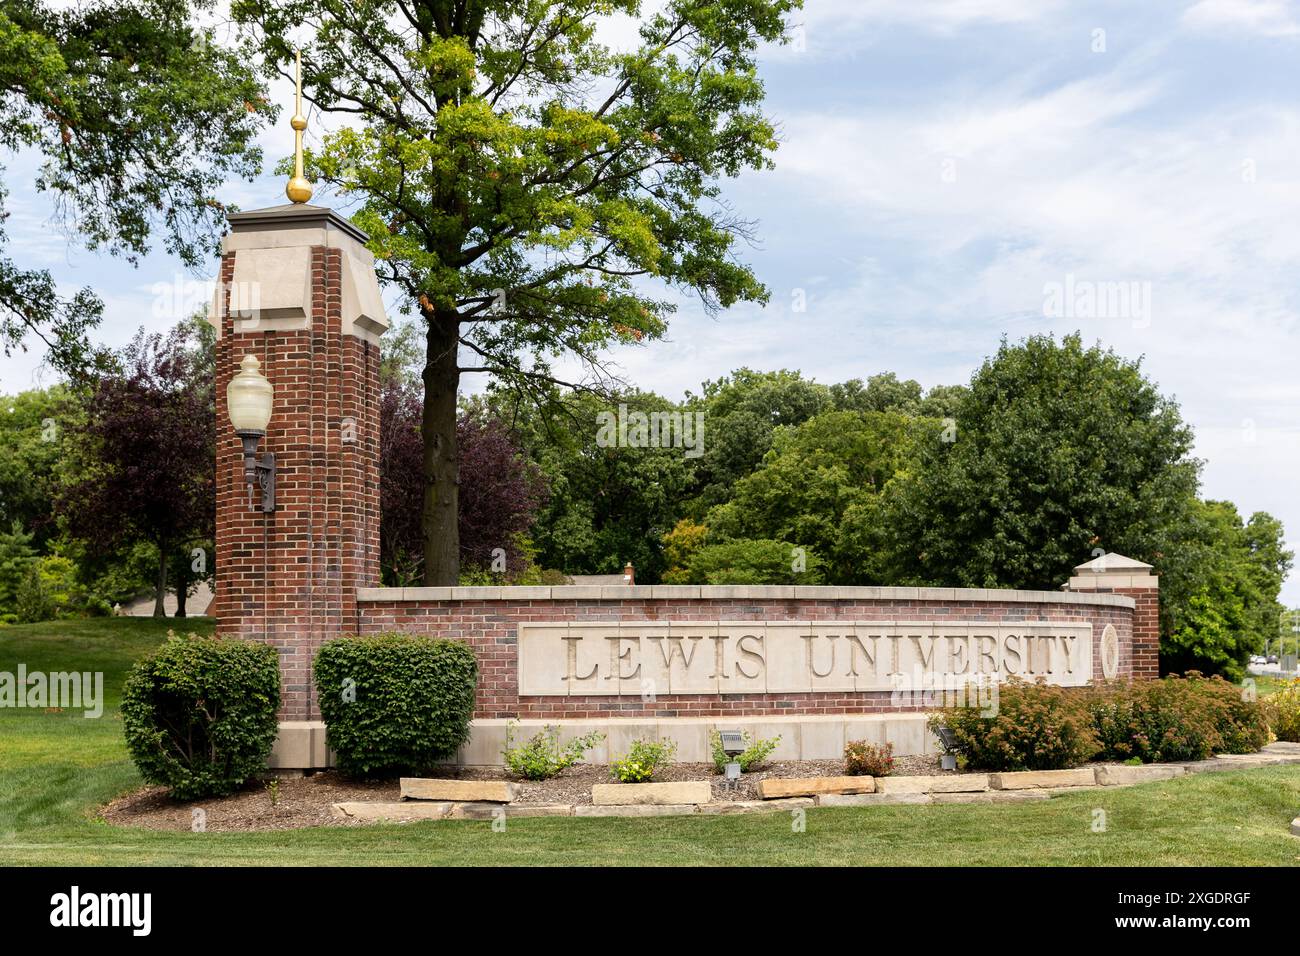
[357,585,1135,607]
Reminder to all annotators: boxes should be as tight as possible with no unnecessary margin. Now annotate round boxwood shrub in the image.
[121,633,281,800]
[314,633,478,776]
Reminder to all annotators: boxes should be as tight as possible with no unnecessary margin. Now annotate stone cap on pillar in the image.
[1063,552,1157,591]
[209,203,388,344]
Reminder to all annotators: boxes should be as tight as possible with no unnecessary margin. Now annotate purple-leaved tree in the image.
[380,379,546,584]
[61,323,214,616]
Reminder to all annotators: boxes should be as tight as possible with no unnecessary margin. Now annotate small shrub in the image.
[932,679,1100,772]
[844,740,894,776]
[1204,676,1271,754]
[1269,679,1300,742]
[121,632,280,800]
[709,729,781,773]
[1090,673,1268,763]
[611,738,677,782]
[314,633,478,776]
[502,723,604,780]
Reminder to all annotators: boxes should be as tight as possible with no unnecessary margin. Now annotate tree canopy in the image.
[0,0,270,377]
[230,0,802,583]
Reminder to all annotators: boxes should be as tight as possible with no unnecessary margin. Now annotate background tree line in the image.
[2,317,1292,681]
[0,2,1289,681]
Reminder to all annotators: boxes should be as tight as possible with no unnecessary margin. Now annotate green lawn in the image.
[2,618,1299,867]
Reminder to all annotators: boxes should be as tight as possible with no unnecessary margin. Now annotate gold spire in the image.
[285,48,313,204]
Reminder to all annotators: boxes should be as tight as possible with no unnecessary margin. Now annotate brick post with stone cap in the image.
[209,202,389,756]
[1063,553,1160,680]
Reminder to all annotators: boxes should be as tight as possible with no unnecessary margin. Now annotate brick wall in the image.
[1113,587,1160,680]
[357,595,1136,720]
[214,245,382,720]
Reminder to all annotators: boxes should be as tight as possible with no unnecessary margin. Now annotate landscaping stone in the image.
[817,792,931,807]
[332,801,453,822]
[989,768,1097,790]
[591,781,712,806]
[877,774,989,794]
[575,804,699,817]
[400,778,517,803]
[1095,765,1185,786]
[1183,753,1300,774]
[698,798,815,815]
[1291,817,1300,838]
[448,802,572,819]
[756,776,875,799]
[931,791,1050,804]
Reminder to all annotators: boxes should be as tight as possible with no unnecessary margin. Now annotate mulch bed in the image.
[100,754,953,832]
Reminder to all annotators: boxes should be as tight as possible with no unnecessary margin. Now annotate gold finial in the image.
[286,47,313,204]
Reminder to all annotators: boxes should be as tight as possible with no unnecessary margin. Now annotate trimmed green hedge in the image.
[314,633,478,776]
[121,633,281,800]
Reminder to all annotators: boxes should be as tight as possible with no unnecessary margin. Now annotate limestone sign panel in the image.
[516,621,1094,696]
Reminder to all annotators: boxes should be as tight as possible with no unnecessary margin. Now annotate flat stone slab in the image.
[1264,741,1300,754]
[1291,817,1300,838]
[698,798,815,815]
[400,778,517,803]
[332,801,453,822]
[1095,764,1185,786]
[1183,754,1300,774]
[877,774,989,794]
[575,804,699,817]
[989,768,1097,790]
[817,792,932,807]
[931,790,1050,804]
[448,802,572,819]
[757,776,875,799]
[591,781,712,806]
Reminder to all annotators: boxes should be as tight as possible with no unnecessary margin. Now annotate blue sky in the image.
[4,1,1298,602]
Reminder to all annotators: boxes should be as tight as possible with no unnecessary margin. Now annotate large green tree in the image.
[683,367,832,512]
[486,387,694,582]
[231,0,800,584]
[883,333,1202,592]
[705,409,925,583]
[1161,500,1292,679]
[0,0,270,377]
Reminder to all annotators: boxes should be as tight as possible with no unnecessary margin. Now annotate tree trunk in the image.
[174,563,189,619]
[154,542,169,618]
[421,308,461,585]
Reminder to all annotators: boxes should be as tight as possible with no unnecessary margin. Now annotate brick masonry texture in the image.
[214,245,382,720]
[357,597,1139,720]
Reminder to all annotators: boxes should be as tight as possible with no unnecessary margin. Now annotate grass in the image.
[2,617,1299,867]
[1251,673,1295,698]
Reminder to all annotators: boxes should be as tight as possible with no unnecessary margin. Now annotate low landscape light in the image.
[718,730,745,758]
[936,725,959,771]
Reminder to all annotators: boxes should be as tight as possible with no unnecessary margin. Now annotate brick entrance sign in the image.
[210,204,1159,770]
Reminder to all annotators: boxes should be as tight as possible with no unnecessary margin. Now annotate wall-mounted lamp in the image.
[227,354,276,513]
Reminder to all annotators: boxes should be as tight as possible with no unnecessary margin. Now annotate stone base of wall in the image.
[268,713,938,770]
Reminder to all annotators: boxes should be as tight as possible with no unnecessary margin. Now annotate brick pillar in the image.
[1063,553,1160,680]
[210,204,388,730]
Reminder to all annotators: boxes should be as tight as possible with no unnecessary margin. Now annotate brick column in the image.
[210,204,387,732]
[1063,553,1160,680]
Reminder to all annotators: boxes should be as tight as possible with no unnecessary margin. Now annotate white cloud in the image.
[1183,0,1300,37]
